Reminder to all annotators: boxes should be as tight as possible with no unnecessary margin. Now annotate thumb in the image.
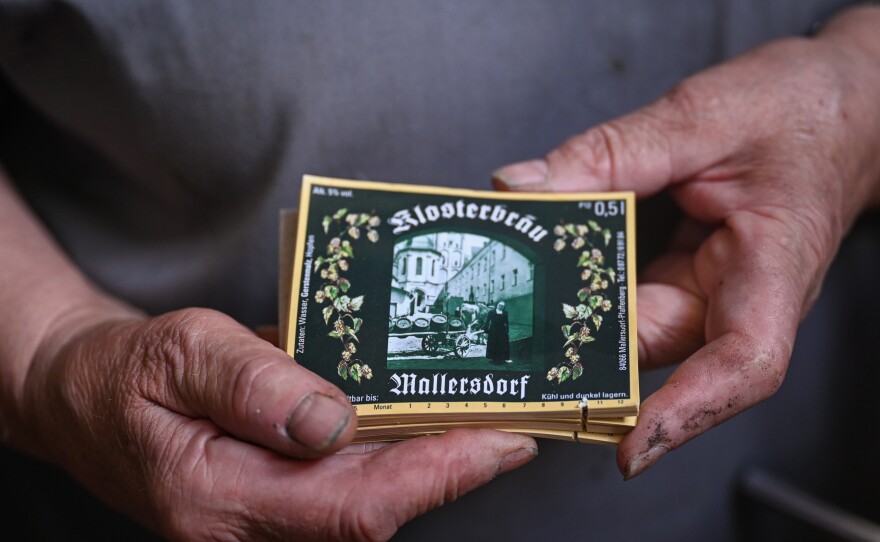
[238,430,538,540]
[350,430,538,540]
[147,308,357,458]
[493,81,738,195]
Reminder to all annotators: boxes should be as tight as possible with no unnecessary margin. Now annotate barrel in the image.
[448,317,464,330]
[395,318,412,332]
[413,317,430,330]
[430,314,448,332]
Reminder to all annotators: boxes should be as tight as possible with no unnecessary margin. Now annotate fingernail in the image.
[492,159,548,189]
[286,393,352,451]
[624,444,669,481]
[497,447,539,475]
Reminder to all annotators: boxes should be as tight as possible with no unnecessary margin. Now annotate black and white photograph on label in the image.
[387,232,534,371]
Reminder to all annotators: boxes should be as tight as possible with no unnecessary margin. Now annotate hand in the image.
[493,7,880,479]
[23,307,536,540]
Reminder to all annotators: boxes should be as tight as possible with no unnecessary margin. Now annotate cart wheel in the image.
[454,335,471,358]
[422,335,440,354]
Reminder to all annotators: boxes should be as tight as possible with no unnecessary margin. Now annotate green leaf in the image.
[607,268,616,284]
[325,285,339,300]
[345,327,359,343]
[558,365,571,384]
[352,317,363,333]
[349,295,364,311]
[328,330,341,339]
[564,223,577,236]
[350,363,362,383]
[583,336,596,343]
[577,288,590,302]
[334,295,350,311]
[588,220,600,232]
[572,362,584,380]
[589,295,602,309]
[603,229,611,246]
[357,213,370,226]
[323,305,334,324]
[592,314,603,331]
[561,324,572,337]
[576,304,592,319]
[562,303,578,319]
[314,256,324,272]
[563,333,579,348]
[338,278,351,293]
[338,363,348,379]
[577,252,591,267]
[341,244,354,258]
[333,208,348,220]
[322,216,332,234]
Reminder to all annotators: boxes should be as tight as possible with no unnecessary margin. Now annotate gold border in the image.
[286,175,639,417]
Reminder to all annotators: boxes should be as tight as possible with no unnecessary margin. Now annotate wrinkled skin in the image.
[494,7,880,479]
[0,158,535,539]
[21,308,536,541]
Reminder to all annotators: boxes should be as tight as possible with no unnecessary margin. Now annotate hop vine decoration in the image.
[547,220,616,384]
[314,208,380,384]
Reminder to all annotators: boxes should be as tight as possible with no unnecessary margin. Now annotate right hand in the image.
[493,5,880,479]
[22,307,537,541]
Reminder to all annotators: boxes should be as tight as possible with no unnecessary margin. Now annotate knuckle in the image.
[658,79,705,126]
[736,339,789,399]
[551,124,620,187]
[344,502,398,542]
[150,308,225,361]
[141,312,188,368]
[748,206,838,314]
[227,356,281,419]
[138,308,235,398]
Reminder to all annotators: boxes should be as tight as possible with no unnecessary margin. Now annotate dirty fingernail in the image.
[498,447,539,475]
[492,159,548,189]
[286,393,352,451]
[624,444,669,481]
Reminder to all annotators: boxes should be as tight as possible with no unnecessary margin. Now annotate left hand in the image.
[23,308,537,541]
[493,5,880,479]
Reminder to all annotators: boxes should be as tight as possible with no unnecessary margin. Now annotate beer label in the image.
[285,176,639,420]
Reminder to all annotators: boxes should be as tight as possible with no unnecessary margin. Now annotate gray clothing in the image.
[1,1,876,540]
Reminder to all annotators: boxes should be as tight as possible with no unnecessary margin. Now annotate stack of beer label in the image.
[280,176,639,445]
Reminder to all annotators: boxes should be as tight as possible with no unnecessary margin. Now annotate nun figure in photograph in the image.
[484,301,511,364]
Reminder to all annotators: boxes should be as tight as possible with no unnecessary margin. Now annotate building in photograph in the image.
[391,233,488,317]
[444,240,534,334]
[390,232,534,328]
[444,240,533,307]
